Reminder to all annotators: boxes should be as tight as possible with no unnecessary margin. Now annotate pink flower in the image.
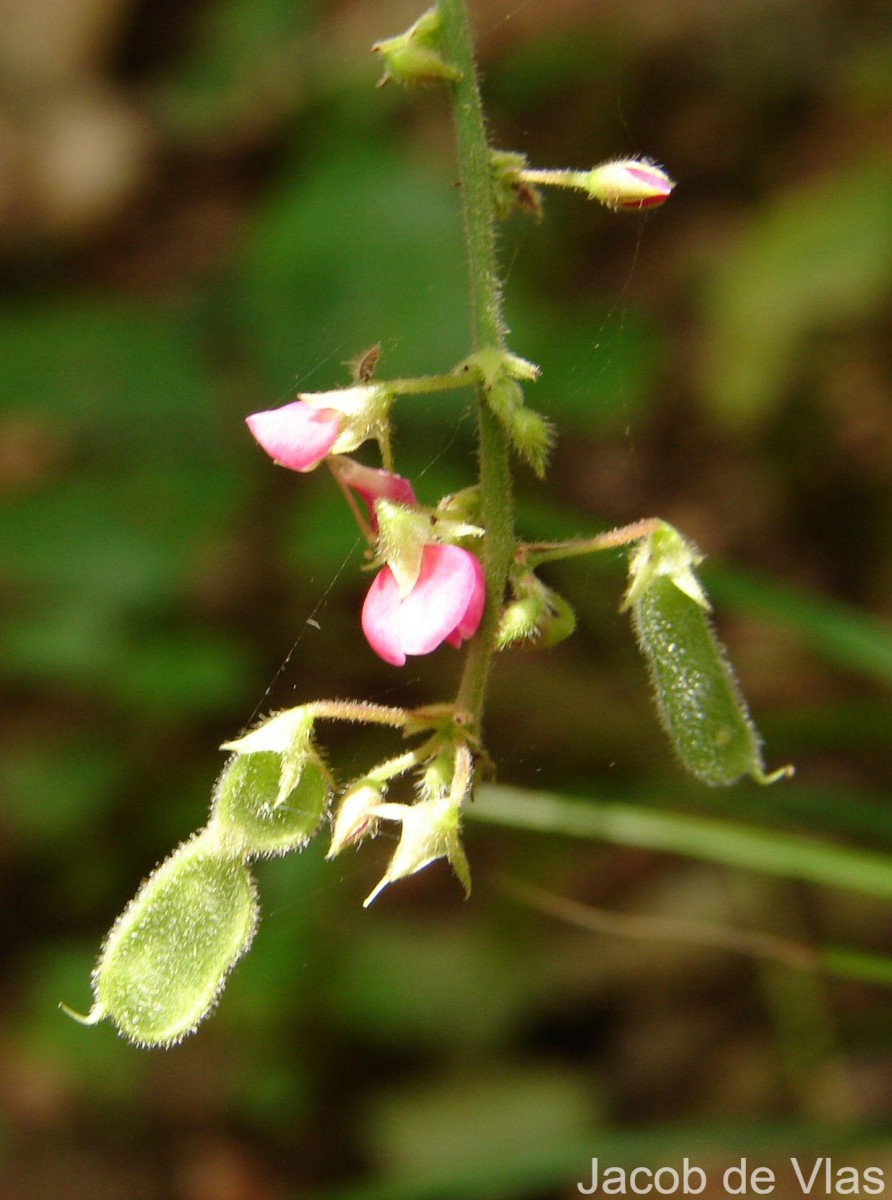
[362,544,486,666]
[246,384,391,472]
[246,400,342,472]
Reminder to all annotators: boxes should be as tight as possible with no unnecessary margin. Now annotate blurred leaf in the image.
[682,778,892,847]
[509,303,660,432]
[315,1123,890,1200]
[363,1066,598,1180]
[328,919,533,1049]
[470,785,892,902]
[0,302,232,463]
[700,158,892,427]
[150,0,321,137]
[0,738,126,845]
[707,564,892,689]
[14,944,147,1099]
[111,629,255,717]
[821,946,892,987]
[0,304,251,705]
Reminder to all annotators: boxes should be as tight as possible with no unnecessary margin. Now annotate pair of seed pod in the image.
[79,750,330,1047]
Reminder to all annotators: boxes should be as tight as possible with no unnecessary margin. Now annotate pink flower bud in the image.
[330,456,416,527]
[361,543,485,666]
[587,158,675,211]
[246,401,343,472]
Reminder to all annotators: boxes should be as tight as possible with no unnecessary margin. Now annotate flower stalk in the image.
[436,0,516,728]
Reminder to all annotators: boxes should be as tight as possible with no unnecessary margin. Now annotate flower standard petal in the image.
[399,545,482,655]
[246,401,342,472]
[362,568,410,665]
[445,549,485,648]
[361,544,485,665]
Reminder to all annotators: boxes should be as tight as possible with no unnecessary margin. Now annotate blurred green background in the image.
[2,0,892,1196]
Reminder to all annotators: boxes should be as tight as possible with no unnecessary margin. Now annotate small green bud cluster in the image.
[373,8,461,88]
[462,348,554,477]
[497,565,576,650]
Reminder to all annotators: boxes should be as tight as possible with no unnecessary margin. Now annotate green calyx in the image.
[210,751,331,858]
[373,8,462,88]
[221,706,319,806]
[622,522,709,611]
[490,150,543,220]
[363,795,471,907]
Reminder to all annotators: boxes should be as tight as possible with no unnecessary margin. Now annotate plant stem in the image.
[520,168,593,192]
[385,372,474,396]
[437,0,515,728]
[523,519,662,567]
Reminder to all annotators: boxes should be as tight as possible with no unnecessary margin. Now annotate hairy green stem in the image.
[437,0,515,728]
[385,372,473,395]
[523,519,662,568]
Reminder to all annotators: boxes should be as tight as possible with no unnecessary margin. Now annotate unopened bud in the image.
[328,783,385,858]
[497,595,542,649]
[585,158,675,212]
[537,589,577,647]
[497,577,576,650]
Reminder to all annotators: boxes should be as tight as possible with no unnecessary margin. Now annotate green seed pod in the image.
[625,524,790,786]
[210,751,330,857]
[89,835,258,1047]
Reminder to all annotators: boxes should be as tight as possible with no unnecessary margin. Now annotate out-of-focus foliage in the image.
[2,0,892,1197]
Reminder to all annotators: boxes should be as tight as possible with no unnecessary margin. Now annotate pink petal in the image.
[445,550,486,647]
[246,401,342,472]
[362,544,485,666]
[614,165,674,210]
[355,471,416,512]
[332,457,417,524]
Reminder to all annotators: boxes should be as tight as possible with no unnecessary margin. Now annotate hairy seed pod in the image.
[90,835,258,1047]
[631,574,771,785]
[210,751,330,856]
